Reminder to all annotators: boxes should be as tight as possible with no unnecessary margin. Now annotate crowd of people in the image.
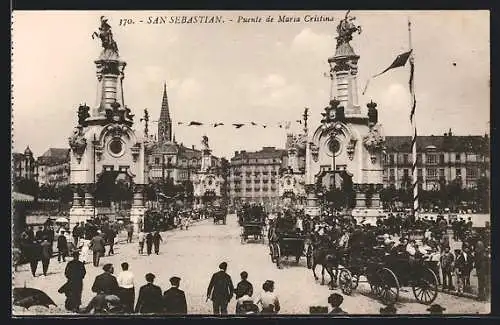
[56,256,286,315]
[268,208,491,301]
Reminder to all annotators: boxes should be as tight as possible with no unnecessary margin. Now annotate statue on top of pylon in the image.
[92,16,119,54]
[336,10,362,47]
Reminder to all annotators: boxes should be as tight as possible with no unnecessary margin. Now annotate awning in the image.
[12,192,35,203]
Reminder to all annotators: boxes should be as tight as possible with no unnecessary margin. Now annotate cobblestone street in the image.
[12,214,490,315]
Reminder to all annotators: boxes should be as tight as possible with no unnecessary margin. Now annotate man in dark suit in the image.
[163,276,187,314]
[57,231,69,263]
[135,273,163,314]
[40,238,52,276]
[89,231,105,267]
[91,263,119,295]
[63,251,86,312]
[206,261,234,315]
[455,246,474,293]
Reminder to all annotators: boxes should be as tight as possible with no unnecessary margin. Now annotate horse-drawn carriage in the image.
[212,206,227,225]
[239,205,266,244]
[268,212,312,268]
[338,246,439,305]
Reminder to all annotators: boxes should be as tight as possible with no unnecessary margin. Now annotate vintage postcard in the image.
[11,10,490,316]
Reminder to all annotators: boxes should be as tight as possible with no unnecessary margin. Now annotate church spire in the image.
[158,82,172,143]
[160,82,170,120]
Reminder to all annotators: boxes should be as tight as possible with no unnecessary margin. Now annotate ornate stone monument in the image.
[279,133,306,209]
[192,136,223,208]
[68,16,146,231]
[305,12,385,217]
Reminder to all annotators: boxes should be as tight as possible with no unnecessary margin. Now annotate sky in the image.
[12,10,490,159]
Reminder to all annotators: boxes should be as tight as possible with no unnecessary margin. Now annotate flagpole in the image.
[408,18,419,222]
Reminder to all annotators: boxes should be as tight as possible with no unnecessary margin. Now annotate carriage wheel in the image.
[412,267,438,305]
[306,246,313,269]
[377,268,400,305]
[339,269,353,295]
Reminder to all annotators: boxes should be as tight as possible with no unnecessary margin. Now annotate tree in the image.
[476,176,490,212]
[15,178,39,197]
[59,185,74,204]
[219,157,230,205]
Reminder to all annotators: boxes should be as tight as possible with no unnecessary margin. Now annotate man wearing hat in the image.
[163,276,187,314]
[89,231,105,267]
[427,304,446,315]
[206,261,235,315]
[328,293,347,314]
[135,273,163,314]
[91,264,119,296]
[57,230,69,263]
[62,250,87,312]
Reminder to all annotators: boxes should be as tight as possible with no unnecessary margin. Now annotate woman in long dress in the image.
[79,238,91,264]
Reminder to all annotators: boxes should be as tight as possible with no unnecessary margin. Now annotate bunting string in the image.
[149,120,302,130]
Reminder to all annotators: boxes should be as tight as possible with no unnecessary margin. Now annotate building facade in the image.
[12,146,37,181]
[37,148,71,187]
[146,84,220,185]
[229,147,288,209]
[383,131,490,190]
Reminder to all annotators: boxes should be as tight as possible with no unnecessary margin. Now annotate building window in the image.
[466,167,478,179]
[427,168,437,178]
[426,154,437,165]
[439,154,445,164]
[390,169,395,177]
[155,158,160,165]
[417,154,422,164]
[456,168,462,177]
[403,169,409,177]
[455,153,461,161]
[439,168,445,177]
[383,154,388,164]
[403,154,409,165]
[389,154,395,164]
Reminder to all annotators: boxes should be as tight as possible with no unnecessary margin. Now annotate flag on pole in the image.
[362,50,413,95]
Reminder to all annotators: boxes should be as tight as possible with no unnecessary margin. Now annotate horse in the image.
[310,235,344,289]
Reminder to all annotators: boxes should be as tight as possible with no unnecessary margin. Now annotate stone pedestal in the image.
[130,185,146,234]
[69,186,95,229]
[304,185,321,217]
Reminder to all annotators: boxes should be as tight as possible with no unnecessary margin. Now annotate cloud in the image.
[380,83,409,111]
[176,78,203,99]
[291,28,332,58]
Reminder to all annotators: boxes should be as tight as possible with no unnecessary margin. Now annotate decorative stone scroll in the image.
[69,126,87,163]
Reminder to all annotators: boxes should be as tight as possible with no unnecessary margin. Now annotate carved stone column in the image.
[353,184,366,208]
[70,184,94,229]
[84,192,94,207]
[71,184,83,207]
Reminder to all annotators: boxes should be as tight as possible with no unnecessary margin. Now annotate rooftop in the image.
[384,135,489,154]
[231,147,287,161]
[38,148,70,165]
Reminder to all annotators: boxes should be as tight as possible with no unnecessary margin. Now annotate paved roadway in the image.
[12,214,490,315]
